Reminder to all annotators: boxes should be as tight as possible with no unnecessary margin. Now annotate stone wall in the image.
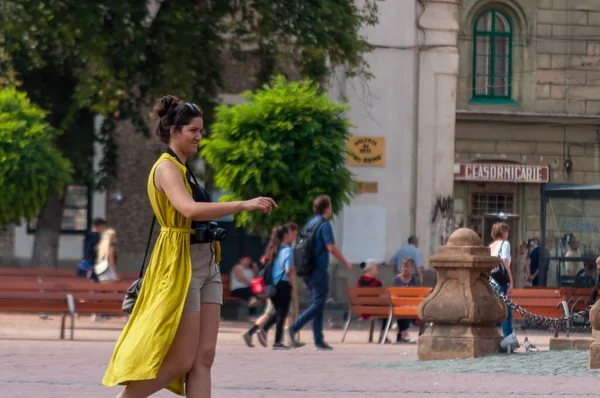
[536,0,600,115]
[457,0,600,114]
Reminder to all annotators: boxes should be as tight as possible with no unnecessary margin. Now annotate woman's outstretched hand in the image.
[242,197,278,215]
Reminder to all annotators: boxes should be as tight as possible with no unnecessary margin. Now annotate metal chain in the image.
[488,277,592,330]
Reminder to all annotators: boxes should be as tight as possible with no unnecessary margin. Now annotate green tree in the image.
[201,76,355,234]
[0,87,72,228]
[0,0,378,267]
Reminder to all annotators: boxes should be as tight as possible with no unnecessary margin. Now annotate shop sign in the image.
[454,163,549,183]
[348,136,385,166]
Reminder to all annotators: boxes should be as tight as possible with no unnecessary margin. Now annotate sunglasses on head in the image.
[184,102,202,114]
[174,102,203,122]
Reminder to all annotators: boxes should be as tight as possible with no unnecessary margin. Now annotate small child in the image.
[392,258,423,343]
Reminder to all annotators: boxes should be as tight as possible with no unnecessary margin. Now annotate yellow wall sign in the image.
[348,136,385,166]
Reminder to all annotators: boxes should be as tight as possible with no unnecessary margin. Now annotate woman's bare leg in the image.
[118,311,200,398]
[185,303,221,397]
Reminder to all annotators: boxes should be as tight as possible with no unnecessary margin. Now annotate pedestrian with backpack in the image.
[288,195,352,351]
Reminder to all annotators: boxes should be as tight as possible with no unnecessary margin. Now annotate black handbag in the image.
[122,216,156,314]
[490,240,510,286]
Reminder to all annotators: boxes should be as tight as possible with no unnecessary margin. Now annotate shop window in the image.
[27,185,91,234]
[472,9,514,103]
[469,192,515,237]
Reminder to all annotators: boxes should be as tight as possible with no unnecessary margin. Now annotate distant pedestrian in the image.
[489,222,514,338]
[259,224,296,349]
[94,228,120,282]
[390,236,424,284]
[392,258,424,343]
[77,217,106,281]
[287,195,352,351]
[243,223,300,347]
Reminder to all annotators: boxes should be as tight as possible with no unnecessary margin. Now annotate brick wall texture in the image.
[535,1,600,115]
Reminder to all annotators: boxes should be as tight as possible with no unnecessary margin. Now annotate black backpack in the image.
[293,219,327,277]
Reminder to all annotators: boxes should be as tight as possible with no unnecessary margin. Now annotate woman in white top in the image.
[231,254,259,317]
[489,222,513,337]
[94,228,120,282]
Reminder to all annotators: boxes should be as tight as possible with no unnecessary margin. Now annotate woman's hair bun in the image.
[153,95,181,118]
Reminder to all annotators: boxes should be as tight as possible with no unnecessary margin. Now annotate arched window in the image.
[472,9,513,99]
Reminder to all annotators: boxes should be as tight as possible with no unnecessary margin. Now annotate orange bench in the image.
[510,288,568,337]
[381,287,431,343]
[342,287,390,343]
[342,287,431,344]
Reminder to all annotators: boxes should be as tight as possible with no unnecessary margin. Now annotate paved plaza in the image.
[1,314,599,397]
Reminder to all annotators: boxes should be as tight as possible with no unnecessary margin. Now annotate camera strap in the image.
[140,215,156,278]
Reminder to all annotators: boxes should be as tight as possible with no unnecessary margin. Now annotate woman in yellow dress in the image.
[103,95,277,397]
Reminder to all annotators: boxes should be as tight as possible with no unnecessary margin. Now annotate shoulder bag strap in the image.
[140,216,157,278]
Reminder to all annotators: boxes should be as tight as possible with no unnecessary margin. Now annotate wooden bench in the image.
[381,287,431,343]
[0,291,74,339]
[342,287,432,344]
[342,287,390,343]
[0,279,131,340]
[510,288,568,337]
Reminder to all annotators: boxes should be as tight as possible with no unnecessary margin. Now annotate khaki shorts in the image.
[183,243,223,312]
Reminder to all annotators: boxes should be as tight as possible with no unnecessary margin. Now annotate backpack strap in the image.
[139,216,156,278]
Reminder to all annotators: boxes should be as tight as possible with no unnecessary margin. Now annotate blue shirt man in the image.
[390,236,424,284]
[288,195,352,351]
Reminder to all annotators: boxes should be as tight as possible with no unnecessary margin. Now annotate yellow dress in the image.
[103,153,221,396]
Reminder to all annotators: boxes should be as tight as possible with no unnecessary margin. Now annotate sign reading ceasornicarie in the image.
[454,163,549,183]
[348,136,385,166]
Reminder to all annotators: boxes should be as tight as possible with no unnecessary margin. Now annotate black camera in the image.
[195,221,228,243]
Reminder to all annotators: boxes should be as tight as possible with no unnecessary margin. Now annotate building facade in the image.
[454,0,600,285]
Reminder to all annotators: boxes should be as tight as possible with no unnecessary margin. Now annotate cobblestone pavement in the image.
[0,314,599,397]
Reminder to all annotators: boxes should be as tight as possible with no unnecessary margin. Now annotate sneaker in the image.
[287,327,303,348]
[242,331,254,348]
[315,342,334,351]
[257,329,268,348]
[273,343,291,350]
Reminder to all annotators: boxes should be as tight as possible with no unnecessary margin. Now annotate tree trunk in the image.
[30,196,65,269]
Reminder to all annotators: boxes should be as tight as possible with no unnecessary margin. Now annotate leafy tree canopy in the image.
[0,0,379,187]
[201,76,355,234]
[0,87,72,225]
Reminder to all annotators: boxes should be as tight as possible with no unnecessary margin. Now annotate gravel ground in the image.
[360,350,600,377]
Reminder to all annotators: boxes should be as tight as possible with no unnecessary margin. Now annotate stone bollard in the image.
[417,228,507,360]
[588,300,600,368]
